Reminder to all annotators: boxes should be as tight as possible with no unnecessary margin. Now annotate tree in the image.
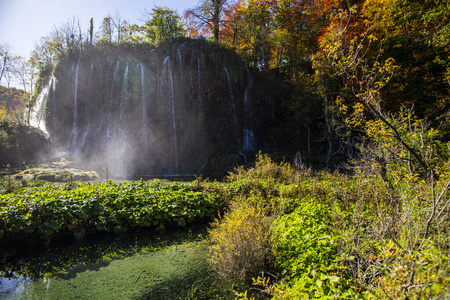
[143,6,186,44]
[98,16,114,43]
[30,36,59,71]
[219,0,339,71]
[121,24,147,44]
[28,17,88,72]
[59,16,85,53]
[240,0,277,69]
[0,43,12,84]
[316,7,436,179]
[111,11,128,43]
[219,0,278,68]
[185,0,230,41]
[362,0,450,118]
[274,0,340,74]
[14,57,38,94]
[97,12,135,44]
[221,0,246,46]
[89,18,94,44]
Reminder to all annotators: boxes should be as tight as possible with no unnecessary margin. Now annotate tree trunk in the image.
[212,0,221,41]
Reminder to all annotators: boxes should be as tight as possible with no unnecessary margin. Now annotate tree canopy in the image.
[143,6,186,44]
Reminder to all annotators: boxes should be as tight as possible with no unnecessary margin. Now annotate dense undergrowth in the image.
[208,153,450,299]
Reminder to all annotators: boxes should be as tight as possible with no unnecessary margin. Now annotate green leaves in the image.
[270,199,358,298]
[0,180,222,244]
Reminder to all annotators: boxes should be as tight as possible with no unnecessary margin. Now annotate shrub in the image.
[208,202,273,281]
[268,198,359,299]
[227,152,297,185]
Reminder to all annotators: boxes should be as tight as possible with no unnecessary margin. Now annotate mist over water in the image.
[29,41,257,178]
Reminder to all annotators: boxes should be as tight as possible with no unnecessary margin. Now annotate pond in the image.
[0,226,244,299]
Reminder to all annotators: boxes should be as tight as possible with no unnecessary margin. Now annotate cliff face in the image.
[40,40,257,177]
[0,122,51,168]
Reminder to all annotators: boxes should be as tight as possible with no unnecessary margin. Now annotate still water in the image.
[0,227,238,299]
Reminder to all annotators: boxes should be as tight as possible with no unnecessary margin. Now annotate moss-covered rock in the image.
[13,167,100,182]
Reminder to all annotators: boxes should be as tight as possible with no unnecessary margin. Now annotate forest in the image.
[0,0,449,298]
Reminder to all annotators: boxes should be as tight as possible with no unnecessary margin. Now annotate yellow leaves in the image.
[364,119,385,138]
[339,101,367,128]
[404,172,421,183]
[337,97,348,116]
[371,242,450,299]
[0,108,6,121]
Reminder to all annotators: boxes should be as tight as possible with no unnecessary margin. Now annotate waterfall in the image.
[140,63,148,152]
[43,42,258,178]
[224,68,240,147]
[79,61,95,151]
[119,63,129,123]
[51,76,57,126]
[178,43,185,107]
[75,61,95,154]
[78,125,91,151]
[111,62,130,176]
[29,76,53,137]
[71,56,81,152]
[103,60,120,145]
[178,44,184,79]
[197,52,202,104]
[98,61,119,159]
[163,56,179,174]
[109,61,120,119]
[243,70,255,151]
[98,60,130,177]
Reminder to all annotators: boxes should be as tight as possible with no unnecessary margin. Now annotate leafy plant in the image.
[268,198,359,299]
[0,180,223,245]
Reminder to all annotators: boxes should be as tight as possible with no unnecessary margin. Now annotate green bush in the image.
[269,198,359,299]
[224,152,303,215]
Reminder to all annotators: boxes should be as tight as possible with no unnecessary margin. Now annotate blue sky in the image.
[0,0,198,59]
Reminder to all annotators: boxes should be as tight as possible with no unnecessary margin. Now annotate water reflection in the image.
[0,227,241,299]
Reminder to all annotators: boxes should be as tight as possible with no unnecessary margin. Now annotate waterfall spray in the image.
[42,42,257,178]
[77,61,95,153]
[119,63,129,123]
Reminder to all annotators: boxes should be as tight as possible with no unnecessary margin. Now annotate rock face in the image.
[0,122,52,168]
[35,40,258,178]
